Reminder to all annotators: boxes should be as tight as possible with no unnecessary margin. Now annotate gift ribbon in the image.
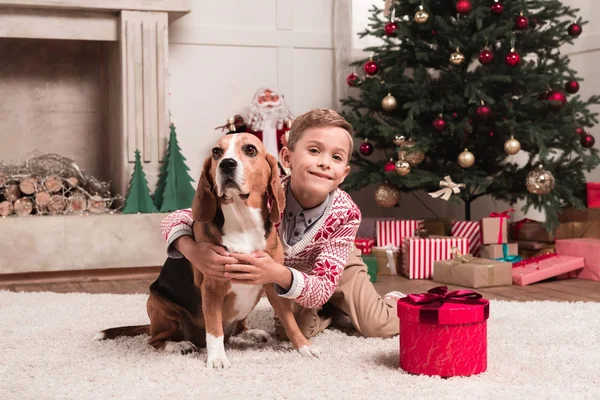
[398,286,489,324]
[495,243,523,263]
[385,244,398,275]
[489,208,515,244]
[428,176,466,201]
[512,252,558,269]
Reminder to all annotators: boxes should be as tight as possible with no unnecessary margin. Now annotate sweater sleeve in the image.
[160,208,194,258]
[279,204,361,309]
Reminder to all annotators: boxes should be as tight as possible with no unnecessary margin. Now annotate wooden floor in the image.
[1,267,599,302]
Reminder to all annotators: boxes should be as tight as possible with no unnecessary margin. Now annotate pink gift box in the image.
[555,238,600,281]
[512,254,585,286]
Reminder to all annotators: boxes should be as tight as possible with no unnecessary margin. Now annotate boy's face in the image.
[280,126,351,208]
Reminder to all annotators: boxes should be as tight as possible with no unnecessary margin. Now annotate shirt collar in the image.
[285,187,329,225]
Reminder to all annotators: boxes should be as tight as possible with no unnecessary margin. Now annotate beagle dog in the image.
[97,133,320,368]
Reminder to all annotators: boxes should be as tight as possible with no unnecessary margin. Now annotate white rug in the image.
[1,291,599,400]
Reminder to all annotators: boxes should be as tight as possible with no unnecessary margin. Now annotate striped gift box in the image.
[376,219,424,248]
[402,236,469,280]
[451,220,483,256]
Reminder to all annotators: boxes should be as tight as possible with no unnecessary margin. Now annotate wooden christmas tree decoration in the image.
[122,150,158,214]
[156,124,196,212]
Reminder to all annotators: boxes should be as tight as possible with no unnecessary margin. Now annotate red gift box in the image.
[587,183,600,208]
[511,253,585,286]
[451,220,482,255]
[354,237,375,255]
[397,286,489,377]
[376,219,423,248]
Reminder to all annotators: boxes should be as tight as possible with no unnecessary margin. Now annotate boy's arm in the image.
[276,206,361,309]
[160,208,194,258]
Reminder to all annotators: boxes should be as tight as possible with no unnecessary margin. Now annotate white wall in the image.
[166,0,335,185]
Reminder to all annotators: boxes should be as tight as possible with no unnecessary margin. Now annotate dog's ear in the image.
[266,153,285,224]
[192,157,216,222]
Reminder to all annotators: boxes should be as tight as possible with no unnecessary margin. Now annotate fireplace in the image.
[0,1,191,274]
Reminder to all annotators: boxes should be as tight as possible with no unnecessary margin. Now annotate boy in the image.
[161,108,403,339]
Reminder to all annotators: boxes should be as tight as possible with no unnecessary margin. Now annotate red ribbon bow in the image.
[488,208,515,244]
[398,286,489,323]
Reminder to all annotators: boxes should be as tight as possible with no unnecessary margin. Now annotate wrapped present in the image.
[433,251,512,288]
[588,183,600,209]
[481,209,514,244]
[423,218,455,236]
[558,207,600,222]
[480,243,522,262]
[402,236,469,279]
[512,253,585,286]
[518,243,555,259]
[511,219,600,242]
[451,220,482,255]
[397,286,489,377]
[376,219,423,248]
[362,254,378,283]
[354,237,375,255]
[372,246,401,276]
[555,238,600,281]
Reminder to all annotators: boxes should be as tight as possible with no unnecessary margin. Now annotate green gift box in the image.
[362,255,378,283]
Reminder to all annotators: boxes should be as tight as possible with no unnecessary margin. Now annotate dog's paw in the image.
[241,329,270,343]
[298,344,321,359]
[164,341,197,355]
[206,354,232,369]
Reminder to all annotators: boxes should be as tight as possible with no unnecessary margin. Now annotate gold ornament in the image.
[397,139,425,166]
[381,93,398,111]
[450,48,465,65]
[393,135,406,146]
[526,165,555,195]
[375,182,401,207]
[395,160,411,176]
[414,5,429,24]
[458,148,475,168]
[504,136,521,155]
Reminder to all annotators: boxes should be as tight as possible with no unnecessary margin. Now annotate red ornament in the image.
[384,160,396,172]
[360,140,374,156]
[568,23,582,37]
[346,72,359,87]
[489,131,495,137]
[478,48,494,65]
[431,29,438,35]
[363,60,379,76]
[505,50,521,67]
[491,1,504,15]
[385,22,398,36]
[452,112,458,118]
[432,116,447,132]
[547,90,567,109]
[456,0,472,14]
[565,81,580,94]
[576,127,586,136]
[581,133,595,148]
[477,104,492,120]
[515,15,529,30]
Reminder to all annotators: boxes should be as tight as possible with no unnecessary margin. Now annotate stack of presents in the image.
[357,186,600,378]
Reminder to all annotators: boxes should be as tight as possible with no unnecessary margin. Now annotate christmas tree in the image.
[340,0,600,230]
[122,150,159,214]
[156,123,196,212]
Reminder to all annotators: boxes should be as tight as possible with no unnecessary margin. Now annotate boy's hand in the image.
[226,251,292,288]
[175,236,237,281]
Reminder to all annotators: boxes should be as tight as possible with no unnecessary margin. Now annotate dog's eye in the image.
[244,145,257,157]
[212,148,223,159]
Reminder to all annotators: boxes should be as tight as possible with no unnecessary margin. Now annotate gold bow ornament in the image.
[428,176,465,201]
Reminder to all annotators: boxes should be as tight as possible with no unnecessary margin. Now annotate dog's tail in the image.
[93,325,150,341]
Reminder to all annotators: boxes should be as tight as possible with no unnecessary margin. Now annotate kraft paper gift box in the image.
[372,246,401,276]
[402,236,469,279]
[376,219,424,248]
[479,243,520,260]
[451,220,483,255]
[480,209,514,245]
[511,253,585,286]
[555,238,600,281]
[397,286,489,377]
[433,254,512,288]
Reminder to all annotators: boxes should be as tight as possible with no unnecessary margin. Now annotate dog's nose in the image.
[219,158,237,173]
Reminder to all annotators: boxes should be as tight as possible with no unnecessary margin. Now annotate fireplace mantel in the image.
[0,0,191,196]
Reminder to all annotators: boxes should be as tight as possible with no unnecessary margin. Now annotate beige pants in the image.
[275,246,399,339]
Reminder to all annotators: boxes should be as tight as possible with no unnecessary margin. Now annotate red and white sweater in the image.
[159,176,361,309]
